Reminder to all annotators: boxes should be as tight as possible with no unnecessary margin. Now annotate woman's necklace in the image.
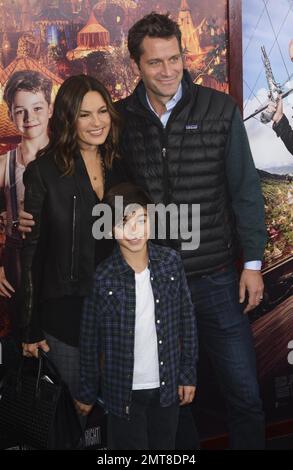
[92,150,105,185]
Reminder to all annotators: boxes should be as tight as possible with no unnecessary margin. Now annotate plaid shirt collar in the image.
[112,241,164,276]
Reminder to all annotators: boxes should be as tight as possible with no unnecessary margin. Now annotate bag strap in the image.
[38,349,63,382]
[16,350,63,398]
[16,353,44,397]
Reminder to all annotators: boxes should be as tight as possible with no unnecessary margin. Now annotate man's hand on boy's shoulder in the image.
[74,399,94,416]
[178,385,196,406]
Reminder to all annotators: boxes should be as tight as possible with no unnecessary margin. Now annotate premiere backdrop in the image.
[0,0,229,347]
[0,0,292,446]
[0,0,229,155]
[0,0,230,449]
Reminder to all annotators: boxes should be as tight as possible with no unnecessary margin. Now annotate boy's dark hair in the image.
[128,12,182,65]
[104,182,153,226]
[3,70,52,110]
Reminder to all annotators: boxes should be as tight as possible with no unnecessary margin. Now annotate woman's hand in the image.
[0,266,15,298]
[18,210,35,235]
[22,340,50,358]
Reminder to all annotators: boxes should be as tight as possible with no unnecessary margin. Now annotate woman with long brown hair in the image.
[20,75,127,401]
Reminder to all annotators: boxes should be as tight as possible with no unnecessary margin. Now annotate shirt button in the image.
[161,381,166,386]
[156,299,160,304]
[160,361,164,366]
[150,277,154,281]
[157,319,160,324]
[170,276,174,281]
[159,340,163,344]
[108,291,113,295]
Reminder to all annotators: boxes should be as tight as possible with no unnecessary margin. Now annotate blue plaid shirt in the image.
[78,241,198,419]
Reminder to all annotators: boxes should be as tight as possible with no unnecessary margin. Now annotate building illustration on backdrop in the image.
[66,9,112,60]
[0,0,228,152]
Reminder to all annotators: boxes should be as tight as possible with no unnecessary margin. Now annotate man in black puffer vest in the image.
[116,13,267,449]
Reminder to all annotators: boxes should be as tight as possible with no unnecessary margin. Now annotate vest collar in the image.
[126,69,197,123]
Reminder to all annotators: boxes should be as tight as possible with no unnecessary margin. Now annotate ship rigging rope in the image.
[243,0,269,57]
[263,0,291,80]
[244,0,292,112]
[243,79,263,107]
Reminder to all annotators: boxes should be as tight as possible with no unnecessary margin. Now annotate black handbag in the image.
[0,350,82,449]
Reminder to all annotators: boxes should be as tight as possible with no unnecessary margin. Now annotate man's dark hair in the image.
[128,12,182,65]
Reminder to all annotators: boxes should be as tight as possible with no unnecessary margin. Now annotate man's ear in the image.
[130,58,141,77]
[181,52,186,69]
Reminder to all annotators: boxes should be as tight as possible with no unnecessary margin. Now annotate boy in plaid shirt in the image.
[76,183,197,450]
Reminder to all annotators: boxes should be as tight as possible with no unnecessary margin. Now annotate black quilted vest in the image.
[117,71,238,276]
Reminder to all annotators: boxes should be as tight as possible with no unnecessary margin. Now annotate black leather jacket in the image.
[20,151,127,342]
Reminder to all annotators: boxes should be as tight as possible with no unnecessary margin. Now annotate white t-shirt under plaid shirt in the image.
[132,266,160,390]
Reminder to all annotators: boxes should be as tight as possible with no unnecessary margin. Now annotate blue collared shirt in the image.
[146,83,182,128]
[78,241,198,419]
